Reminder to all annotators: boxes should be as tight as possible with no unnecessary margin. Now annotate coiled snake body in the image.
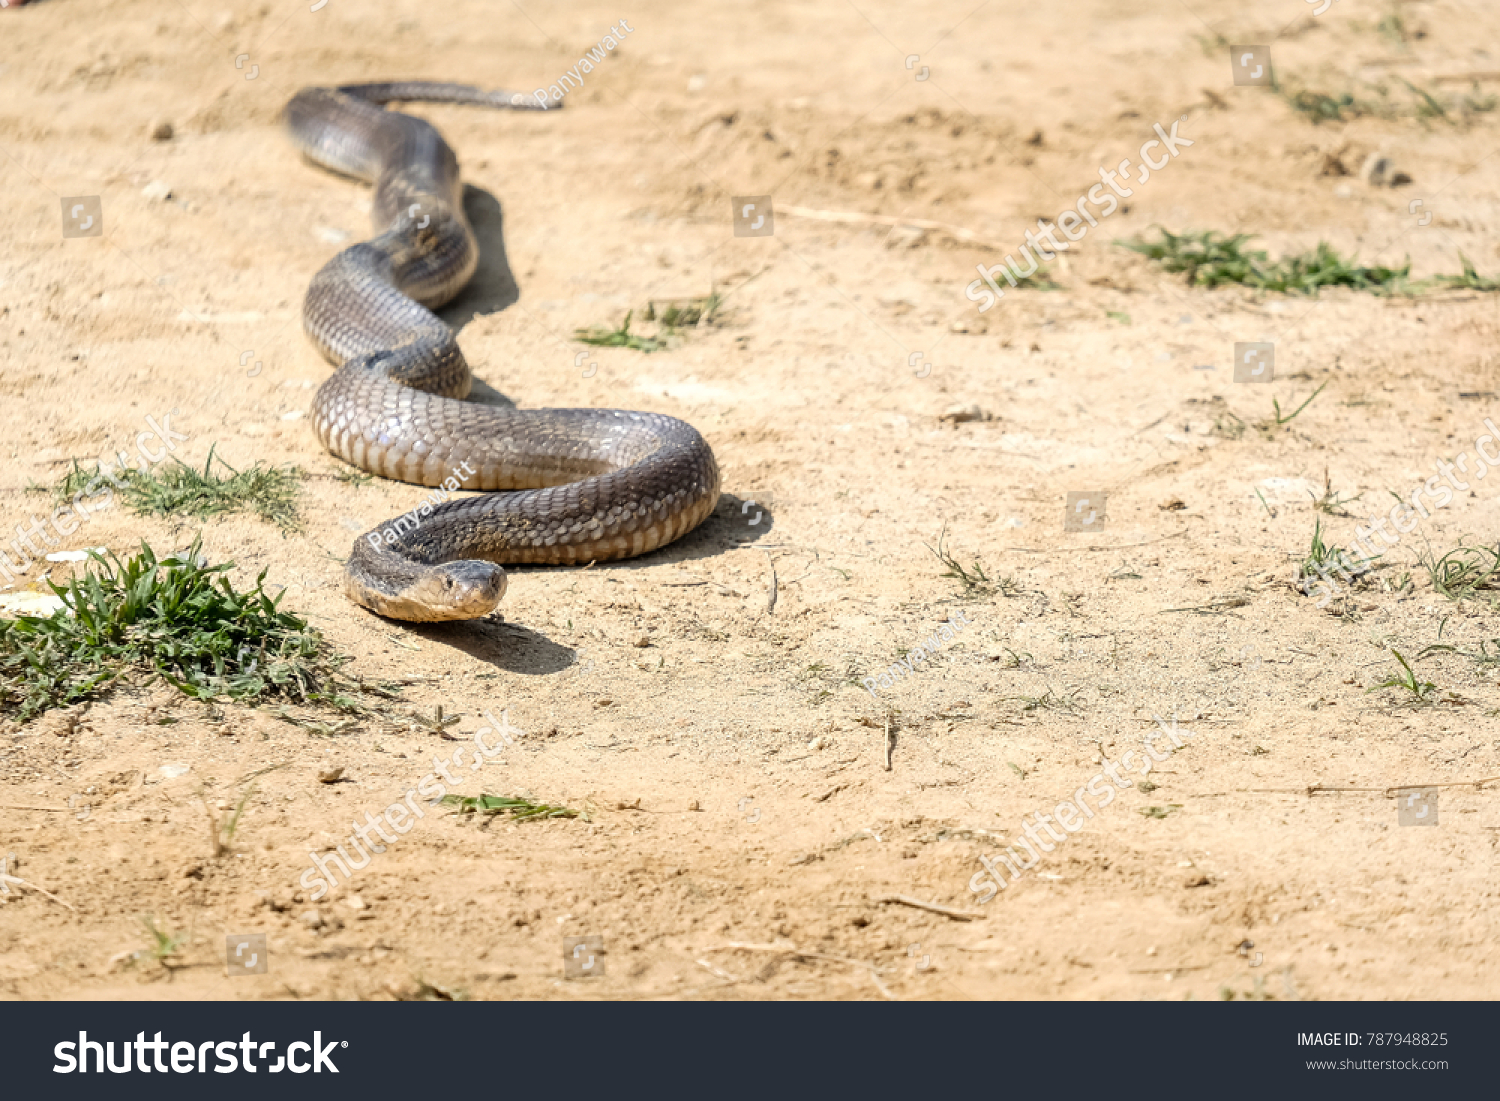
[282,82,721,621]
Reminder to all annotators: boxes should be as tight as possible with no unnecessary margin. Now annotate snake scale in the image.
[281,82,721,621]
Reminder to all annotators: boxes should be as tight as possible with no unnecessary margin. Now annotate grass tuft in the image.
[1122,231,1500,299]
[575,294,723,355]
[925,524,994,597]
[1296,519,1373,597]
[1370,649,1440,705]
[1418,539,1500,601]
[1311,467,1361,516]
[133,915,186,969]
[0,539,366,721]
[1120,229,1423,295]
[57,446,302,531]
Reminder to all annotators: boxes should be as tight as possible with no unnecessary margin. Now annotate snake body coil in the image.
[282,83,721,621]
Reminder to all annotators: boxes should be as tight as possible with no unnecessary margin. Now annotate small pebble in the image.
[808,735,831,750]
[141,180,173,202]
[148,118,173,142]
[301,909,324,929]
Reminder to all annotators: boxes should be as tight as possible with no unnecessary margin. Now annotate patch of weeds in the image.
[837,660,869,690]
[1310,467,1361,516]
[1120,229,1267,288]
[574,294,724,355]
[1423,253,1500,293]
[1009,686,1081,714]
[1106,310,1131,324]
[1283,89,1368,124]
[1421,639,1500,668]
[439,793,585,822]
[331,467,374,488]
[1121,230,1500,298]
[1369,649,1439,705]
[797,662,841,706]
[1138,804,1182,819]
[573,310,670,353]
[993,647,1032,669]
[645,294,722,330]
[924,524,993,597]
[1418,539,1500,601]
[1295,519,1373,597]
[131,915,186,970]
[58,446,302,532]
[0,540,374,721]
[1008,761,1027,780]
[1137,779,1158,793]
[409,705,462,738]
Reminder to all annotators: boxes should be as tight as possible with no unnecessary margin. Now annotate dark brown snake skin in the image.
[282,82,721,621]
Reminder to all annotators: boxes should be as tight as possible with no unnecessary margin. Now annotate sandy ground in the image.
[4,0,1500,1001]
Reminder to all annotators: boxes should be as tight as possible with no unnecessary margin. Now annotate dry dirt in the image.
[4,0,1500,1001]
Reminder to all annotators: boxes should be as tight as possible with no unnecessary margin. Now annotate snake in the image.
[281,82,721,621]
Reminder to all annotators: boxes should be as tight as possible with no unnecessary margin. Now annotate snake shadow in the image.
[441,184,519,330]
[384,494,777,675]
[438,184,522,409]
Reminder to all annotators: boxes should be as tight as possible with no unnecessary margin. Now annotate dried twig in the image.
[0,804,67,813]
[762,550,778,615]
[1238,775,1500,797]
[1158,596,1251,614]
[221,761,288,790]
[1,873,77,911]
[883,713,894,771]
[873,895,984,921]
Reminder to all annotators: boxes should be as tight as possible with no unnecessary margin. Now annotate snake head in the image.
[352,558,507,622]
[405,560,508,621]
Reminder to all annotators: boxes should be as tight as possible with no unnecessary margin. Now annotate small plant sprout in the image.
[925,524,994,597]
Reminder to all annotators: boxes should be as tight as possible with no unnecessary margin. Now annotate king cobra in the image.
[281,82,720,621]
